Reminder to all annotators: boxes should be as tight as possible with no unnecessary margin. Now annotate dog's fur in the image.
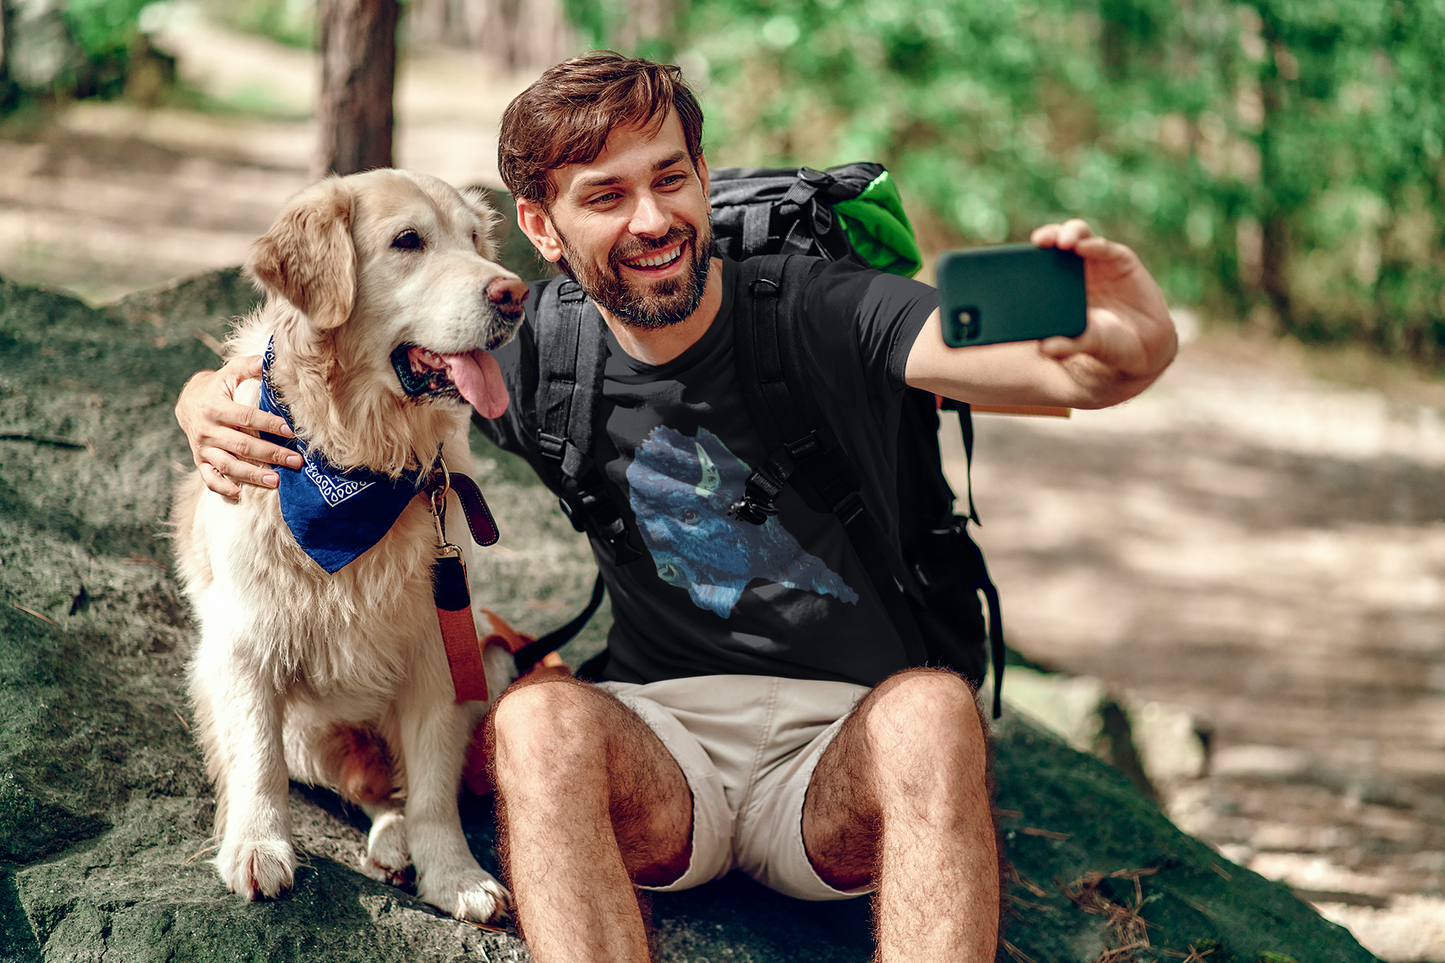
[172,169,523,922]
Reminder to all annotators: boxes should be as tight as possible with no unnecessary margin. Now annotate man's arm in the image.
[175,356,303,498]
[904,220,1178,409]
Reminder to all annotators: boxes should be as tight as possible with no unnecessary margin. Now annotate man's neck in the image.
[595,257,724,366]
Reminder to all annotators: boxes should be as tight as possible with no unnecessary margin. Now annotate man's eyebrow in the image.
[570,151,692,195]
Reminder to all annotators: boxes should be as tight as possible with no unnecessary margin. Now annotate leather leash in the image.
[423,458,503,703]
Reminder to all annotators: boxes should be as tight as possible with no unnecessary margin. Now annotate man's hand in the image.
[1030,218,1178,408]
[175,356,303,498]
[905,219,1178,410]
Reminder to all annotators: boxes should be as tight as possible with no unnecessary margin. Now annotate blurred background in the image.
[1,1,1442,959]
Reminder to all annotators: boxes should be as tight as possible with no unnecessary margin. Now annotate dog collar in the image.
[259,338,430,573]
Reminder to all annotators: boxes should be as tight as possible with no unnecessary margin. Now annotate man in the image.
[177,53,1176,962]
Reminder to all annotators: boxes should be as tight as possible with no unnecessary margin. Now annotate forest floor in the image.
[2,11,1443,962]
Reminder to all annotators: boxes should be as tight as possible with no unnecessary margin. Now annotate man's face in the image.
[525,113,713,330]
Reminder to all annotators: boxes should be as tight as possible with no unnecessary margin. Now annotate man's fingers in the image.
[199,462,244,499]
[198,445,282,490]
[218,354,265,386]
[197,423,301,469]
[204,398,294,443]
[1031,219,1095,250]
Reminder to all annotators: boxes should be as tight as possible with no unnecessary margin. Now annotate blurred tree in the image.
[313,0,398,178]
[407,0,574,72]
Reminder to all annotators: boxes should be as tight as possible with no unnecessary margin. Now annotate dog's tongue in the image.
[442,350,509,418]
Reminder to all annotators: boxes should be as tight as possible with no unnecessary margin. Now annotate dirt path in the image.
[948,335,1445,961]
[2,16,1441,961]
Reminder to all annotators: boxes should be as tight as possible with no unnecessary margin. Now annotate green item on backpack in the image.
[832,170,923,279]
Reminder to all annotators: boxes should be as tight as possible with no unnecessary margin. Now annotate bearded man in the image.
[177,52,1178,962]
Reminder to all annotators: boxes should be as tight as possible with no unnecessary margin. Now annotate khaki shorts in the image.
[599,674,874,902]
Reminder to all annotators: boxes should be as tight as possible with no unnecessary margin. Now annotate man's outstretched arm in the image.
[175,356,303,498]
[905,219,1179,410]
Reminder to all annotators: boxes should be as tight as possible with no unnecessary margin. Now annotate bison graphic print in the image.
[626,426,859,618]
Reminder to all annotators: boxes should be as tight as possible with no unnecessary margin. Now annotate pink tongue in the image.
[441,350,509,418]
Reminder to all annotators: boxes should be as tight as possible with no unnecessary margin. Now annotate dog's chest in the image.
[224,496,455,694]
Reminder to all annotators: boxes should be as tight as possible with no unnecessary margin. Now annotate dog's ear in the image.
[460,186,504,262]
[247,178,356,330]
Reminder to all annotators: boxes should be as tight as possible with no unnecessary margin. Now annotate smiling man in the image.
[176,52,1177,962]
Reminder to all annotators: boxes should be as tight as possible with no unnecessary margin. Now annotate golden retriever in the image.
[171,169,526,922]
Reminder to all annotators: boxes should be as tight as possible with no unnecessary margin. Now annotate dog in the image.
[171,169,527,922]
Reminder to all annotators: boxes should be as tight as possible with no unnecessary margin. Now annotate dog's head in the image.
[246,170,525,418]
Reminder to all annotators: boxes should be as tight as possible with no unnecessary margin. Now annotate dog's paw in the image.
[217,838,296,899]
[360,808,412,885]
[419,868,511,924]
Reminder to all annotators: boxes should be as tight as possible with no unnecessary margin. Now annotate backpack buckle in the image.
[728,494,779,525]
[748,277,781,298]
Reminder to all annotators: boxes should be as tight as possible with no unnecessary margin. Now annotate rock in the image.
[0,269,1381,961]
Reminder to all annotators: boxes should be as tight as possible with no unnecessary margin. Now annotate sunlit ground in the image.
[2,11,1443,960]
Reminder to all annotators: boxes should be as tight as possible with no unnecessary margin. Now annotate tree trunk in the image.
[312,0,398,180]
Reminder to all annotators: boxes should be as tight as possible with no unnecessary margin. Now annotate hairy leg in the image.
[802,667,1001,962]
[487,675,693,963]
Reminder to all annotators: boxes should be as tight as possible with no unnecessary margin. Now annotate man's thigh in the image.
[488,674,694,885]
[800,667,991,890]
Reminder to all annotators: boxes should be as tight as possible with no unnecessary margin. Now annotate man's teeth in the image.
[629,247,682,268]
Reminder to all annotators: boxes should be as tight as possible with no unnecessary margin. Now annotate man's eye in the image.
[659,173,687,189]
[392,229,424,250]
[589,192,621,207]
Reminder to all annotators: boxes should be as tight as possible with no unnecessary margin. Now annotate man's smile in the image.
[620,239,687,274]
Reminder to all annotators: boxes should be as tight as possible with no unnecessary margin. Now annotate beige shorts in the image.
[599,674,874,902]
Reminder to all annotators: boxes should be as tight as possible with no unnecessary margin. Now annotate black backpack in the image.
[512,163,1007,717]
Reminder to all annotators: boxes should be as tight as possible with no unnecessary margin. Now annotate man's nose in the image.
[629,191,670,237]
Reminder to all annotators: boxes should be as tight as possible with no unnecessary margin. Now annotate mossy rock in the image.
[0,269,1379,961]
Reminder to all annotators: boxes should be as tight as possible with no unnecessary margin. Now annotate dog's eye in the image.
[392,230,424,251]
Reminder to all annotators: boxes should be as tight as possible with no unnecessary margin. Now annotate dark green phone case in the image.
[937,244,1087,347]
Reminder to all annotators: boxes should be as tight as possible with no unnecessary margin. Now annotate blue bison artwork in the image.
[626,425,859,618]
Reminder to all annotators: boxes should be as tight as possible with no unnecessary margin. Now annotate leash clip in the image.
[427,457,463,559]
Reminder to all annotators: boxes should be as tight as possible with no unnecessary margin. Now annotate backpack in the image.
[513,162,1007,717]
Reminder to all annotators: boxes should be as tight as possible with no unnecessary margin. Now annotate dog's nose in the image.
[485,277,528,310]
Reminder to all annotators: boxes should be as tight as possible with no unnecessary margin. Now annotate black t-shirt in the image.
[477,257,938,687]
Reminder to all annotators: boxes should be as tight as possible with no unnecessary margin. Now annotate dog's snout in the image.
[485,277,528,312]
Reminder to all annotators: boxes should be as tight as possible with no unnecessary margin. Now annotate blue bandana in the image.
[259,339,429,573]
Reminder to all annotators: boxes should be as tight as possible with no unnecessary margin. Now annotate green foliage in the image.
[63,0,154,60]
[205,0,316,49]
[581,0,1445,366]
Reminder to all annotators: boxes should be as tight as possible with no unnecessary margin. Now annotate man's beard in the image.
[557,223,712,330]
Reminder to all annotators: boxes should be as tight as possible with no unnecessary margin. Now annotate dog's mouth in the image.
[391,344,510,418]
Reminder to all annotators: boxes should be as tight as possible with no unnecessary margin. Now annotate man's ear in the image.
[514,196,564,264]
[696,152,711,208]
[246,177,356,330]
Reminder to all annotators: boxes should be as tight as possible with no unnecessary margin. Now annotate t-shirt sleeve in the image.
[801,259,939,392]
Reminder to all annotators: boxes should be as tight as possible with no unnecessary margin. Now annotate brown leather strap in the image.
[449,473,500,546]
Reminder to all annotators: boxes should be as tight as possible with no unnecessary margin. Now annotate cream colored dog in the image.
[172,169,526,922]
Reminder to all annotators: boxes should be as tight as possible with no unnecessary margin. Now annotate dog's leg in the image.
[396,694,508,922]
[192,626,297,899]
[358,798,413,885]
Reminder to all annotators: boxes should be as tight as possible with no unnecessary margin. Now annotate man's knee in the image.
[860,668,988,774]
[488,675,610,777]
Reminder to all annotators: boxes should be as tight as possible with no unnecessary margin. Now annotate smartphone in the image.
[936,244,1087,347]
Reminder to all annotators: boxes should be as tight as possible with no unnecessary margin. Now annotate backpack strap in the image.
[533,278,643,566]
[732,255,929,668]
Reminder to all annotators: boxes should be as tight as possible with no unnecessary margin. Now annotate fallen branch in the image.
[0,432,86,449]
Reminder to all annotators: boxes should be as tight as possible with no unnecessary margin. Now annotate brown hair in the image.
[498,52,705,209]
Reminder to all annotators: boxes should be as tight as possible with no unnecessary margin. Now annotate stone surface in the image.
[0,269,1379,961]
